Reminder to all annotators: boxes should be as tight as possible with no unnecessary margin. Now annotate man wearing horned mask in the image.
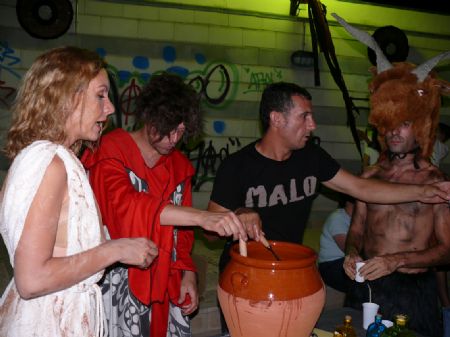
[333,14,450,337]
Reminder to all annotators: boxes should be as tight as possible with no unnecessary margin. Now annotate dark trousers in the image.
[318,258,351,293]
[345,271,442,337]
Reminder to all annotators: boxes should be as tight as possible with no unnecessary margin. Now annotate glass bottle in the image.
[366,314,386,337]
[381,314,415,337]
[334,315,358,337]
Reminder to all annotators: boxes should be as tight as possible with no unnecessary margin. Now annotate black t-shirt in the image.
[210,140,340,244]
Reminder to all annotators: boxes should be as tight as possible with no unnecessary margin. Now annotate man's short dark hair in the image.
[259,82,312,132]
[135,72,202,140]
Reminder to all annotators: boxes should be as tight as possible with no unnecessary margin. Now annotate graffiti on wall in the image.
[0,42,284,182]
[0,42,21,78]
[0,42,286,114]
[243,67,283,94]
[0,42,20,108]
[96,45,246,130]
[181,136,241,191]
[187,63,234,107]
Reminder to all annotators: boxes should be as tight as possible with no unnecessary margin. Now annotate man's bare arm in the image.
[324,168,450,204]
[207,200,229,213]
[204,201,232,241]
[343,199,367,280]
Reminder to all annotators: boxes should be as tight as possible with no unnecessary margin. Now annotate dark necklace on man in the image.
[387,147,421,169]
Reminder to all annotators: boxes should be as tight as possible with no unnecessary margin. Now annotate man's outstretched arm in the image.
[324,168,450,204]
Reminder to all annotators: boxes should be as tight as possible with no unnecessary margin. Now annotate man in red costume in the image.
[82,72,250,337]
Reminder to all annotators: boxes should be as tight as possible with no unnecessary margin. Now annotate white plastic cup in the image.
[363,302,380,330]
[355,262,365,282]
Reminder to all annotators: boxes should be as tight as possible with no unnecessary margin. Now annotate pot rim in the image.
[229,241,317,270]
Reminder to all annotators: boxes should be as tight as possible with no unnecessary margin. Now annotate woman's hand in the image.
[114,238,159,269]
[179,270,198,315]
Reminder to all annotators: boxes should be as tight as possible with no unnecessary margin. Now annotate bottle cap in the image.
[344,315,352,323]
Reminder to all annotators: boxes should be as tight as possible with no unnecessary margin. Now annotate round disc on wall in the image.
[16,0,74,39]
[368,25,409,66]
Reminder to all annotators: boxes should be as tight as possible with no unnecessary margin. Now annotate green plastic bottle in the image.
[381,314,415,337]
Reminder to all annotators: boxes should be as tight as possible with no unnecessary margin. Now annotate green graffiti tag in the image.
[243,67,283,94]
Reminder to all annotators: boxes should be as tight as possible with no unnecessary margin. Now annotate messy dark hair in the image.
[135,72,202,141]
[259,82,312,132]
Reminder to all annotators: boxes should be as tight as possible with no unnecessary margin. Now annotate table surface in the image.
[315,307,365,336]
[315,307,424,337]
[312,328,333,337]
[206,307,425,337]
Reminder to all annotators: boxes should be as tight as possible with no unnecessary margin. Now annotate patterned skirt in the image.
[101,265,191,337]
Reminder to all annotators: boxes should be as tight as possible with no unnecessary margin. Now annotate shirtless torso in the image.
[343,153,450,336]
[345,155,450,280]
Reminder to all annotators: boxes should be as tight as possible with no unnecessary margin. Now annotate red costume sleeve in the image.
[172,176,196,273]
[88,155,168,239]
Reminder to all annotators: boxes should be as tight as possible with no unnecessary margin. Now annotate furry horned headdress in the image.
[332,13,450,158]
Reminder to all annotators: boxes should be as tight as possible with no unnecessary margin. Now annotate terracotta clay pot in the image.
[218,241,325,337]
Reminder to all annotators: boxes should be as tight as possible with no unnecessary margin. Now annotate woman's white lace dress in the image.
[0,141,104,337]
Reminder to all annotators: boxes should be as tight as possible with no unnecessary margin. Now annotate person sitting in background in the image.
[0,46,158,337]
[318,194,354,293]
[358,125,381,169]
[431,122,450,167]
[432,122,450,317]
[430,123,450,312]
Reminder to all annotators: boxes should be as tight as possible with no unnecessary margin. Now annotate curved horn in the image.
[411,51,450,82]
[331,13,392,74]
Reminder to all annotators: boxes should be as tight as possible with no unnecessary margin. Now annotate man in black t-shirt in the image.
[211,139,339,245]
[207,82,450,335]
